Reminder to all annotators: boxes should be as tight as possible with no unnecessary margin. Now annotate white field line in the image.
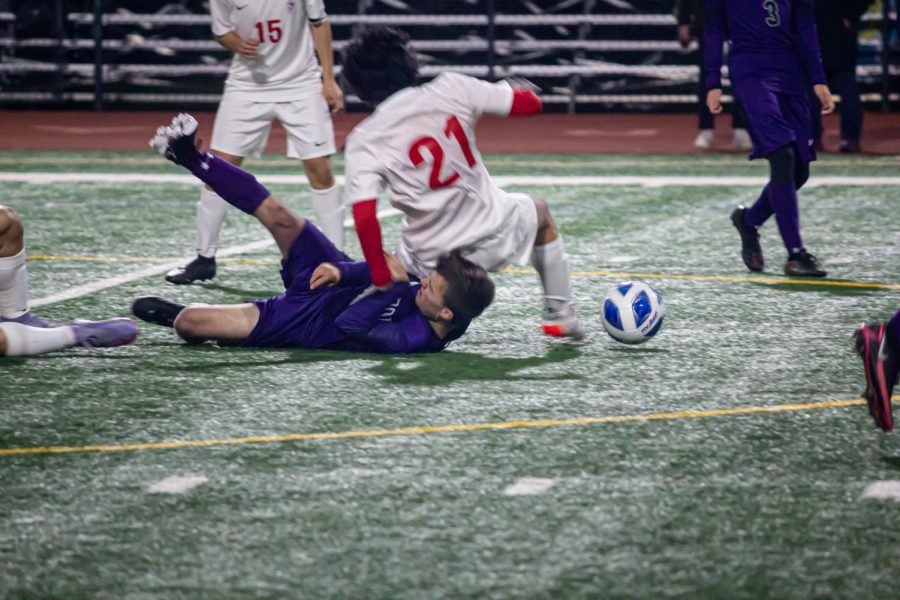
[147,475,208,494]
[3,172,900,187]
[30,207,401,309]
[502,477,557,496]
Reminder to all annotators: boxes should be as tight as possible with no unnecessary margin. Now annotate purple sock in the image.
[887,310,900,349]
[182,152,270,215]
[767,181,804,254]
[745,184,774,229]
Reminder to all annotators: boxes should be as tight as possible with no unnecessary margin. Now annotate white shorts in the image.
[210,90,336,160]
[397,191,538,278]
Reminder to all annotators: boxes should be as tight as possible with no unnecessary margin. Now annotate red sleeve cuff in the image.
[509,88,542,116]
[351,199,392,287]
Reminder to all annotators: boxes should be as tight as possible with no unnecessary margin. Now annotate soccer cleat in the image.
[165,255,216,285]
[70,318,139,348]
[839,139,861,154]
[731,128,753,151]
[730,206,764,272]
[541,308,586,341]
[693,130,713,150]
[0,311,51,328]
[854,322,897,431]
[149,113,201,165]
[132,296,186,328]
[784,249,826,277]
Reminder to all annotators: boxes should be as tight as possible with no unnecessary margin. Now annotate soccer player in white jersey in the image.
[165,0,344,285]
[341,27,584,339]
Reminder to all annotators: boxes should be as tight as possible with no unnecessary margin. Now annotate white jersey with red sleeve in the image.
[210,0,326,101]
[345,72,529,274]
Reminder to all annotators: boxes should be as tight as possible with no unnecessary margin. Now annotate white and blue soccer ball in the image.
[601,281,665,345]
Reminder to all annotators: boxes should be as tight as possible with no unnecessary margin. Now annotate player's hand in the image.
[677,25,693,49]
[706,88,723,115]
[384,252,409,283]
[310,262,341,289]
[814,84,835,115]
[237,36,259,59]
[322,79,344,114]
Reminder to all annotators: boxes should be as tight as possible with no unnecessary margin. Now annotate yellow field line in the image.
[1,397,886,458]
[25,256,900,290]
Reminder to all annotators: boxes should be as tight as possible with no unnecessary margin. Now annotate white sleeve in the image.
[305,0,328,22]
[209,0,234,37]
[344,134,384,203]
[445,72,514,117]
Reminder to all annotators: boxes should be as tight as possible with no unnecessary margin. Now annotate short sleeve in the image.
[209,0,234,37]
[304,0,328,22]
[344,132,384,203]
[441,72,514,117]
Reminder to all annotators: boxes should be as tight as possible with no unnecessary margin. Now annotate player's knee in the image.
[0,205,24,244]
[768,145,795,185]
[173,308,206,341]
[304,159,334,189]
[794,161,810,190]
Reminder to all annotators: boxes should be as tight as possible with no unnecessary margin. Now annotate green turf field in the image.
[1,152,898,598]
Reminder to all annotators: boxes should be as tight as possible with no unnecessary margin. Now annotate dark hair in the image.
[340,26,419,106]
[435,250,495,329]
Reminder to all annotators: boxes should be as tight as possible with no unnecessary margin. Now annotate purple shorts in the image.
[733,78,816,163]
[241,223,358,349]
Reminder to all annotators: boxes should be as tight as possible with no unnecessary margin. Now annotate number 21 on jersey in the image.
[408,116,476,190]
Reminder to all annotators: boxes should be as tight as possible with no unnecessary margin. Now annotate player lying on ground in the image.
[855,311,900,432]
[339,26,584,340]
[705,0,834,277]
[139,115,494,354]
[0,205,138,357]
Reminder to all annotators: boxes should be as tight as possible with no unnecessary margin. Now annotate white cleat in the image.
[541,309,586,341]
[732,128,753,151]
[693,129,713,150]
[148,113,200,165]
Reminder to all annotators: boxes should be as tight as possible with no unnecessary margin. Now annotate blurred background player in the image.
[144,114,494,354]
[855,310,900,432]
[675,0,751,151]
[0,205,138,357]
[340,27,584,340]
[705,0,835,277]
[810,0,874,153]
[165,0,344,285]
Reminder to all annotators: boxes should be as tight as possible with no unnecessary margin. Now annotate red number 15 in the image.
[409,116,477,190]
[255,19,282,43]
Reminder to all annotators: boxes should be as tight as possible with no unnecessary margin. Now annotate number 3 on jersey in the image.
[408,116,477,190]
[762,0,780,27]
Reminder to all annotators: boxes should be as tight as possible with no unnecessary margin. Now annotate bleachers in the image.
[0,1,896,111]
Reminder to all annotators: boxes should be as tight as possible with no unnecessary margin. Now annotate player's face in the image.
[415,271,451,322]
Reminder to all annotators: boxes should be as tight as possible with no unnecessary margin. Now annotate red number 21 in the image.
[408,116,476,190]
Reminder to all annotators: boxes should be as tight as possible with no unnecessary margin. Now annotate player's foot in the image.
[165,255,216,285]
[70,318,139,348]
[839,138,861,154]
[854,322,897,431]
[730,206,764,272]
[132,296,186,327]
[149,113,201,165]
[784,249,826,277]
[731,128,752,151]
[541,308,586,341]
[0,311,51,328]
[693,130,713,150]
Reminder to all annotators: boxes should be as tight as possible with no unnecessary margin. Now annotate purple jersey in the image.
[242,224,454,354]
[704,0,827,94]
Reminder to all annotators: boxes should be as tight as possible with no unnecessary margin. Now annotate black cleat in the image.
[149,113,201,166]
[165,255,216,285]
[132,296,186,328]
[730,206,764,272]
[854,322,897,431]
[784,249,826,277]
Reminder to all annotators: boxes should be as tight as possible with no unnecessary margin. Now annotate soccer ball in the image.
[601,281,665,345]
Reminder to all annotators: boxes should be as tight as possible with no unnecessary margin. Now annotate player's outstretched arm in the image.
[351,200,392,289]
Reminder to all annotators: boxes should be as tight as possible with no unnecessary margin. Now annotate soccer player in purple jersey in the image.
[704,0,836,277]
[137,114,494,354]
[855,311,900,432]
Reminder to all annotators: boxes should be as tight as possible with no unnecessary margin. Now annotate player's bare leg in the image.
[252,196,306,259]
[303,155,344,251]
[174,303,259,344]
[531,198,584,340]
[0,205,49,328]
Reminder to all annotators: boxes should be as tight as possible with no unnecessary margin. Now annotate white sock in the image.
[531,237,573,315]
[310,184,345,251]
[0,248,29,319]
[195,187,229,258]
[0,322,76,357]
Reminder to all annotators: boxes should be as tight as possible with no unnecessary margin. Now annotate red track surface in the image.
[0,110,898,155]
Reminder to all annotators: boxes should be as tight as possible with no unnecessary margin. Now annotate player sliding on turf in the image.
[0,205,138,358]
[340,26,584,340]
[138,114,494,354]
[855,311,900,432]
